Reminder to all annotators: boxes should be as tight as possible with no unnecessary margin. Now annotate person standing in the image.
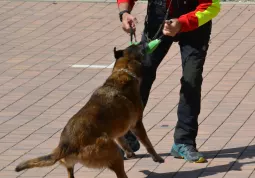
[117,0,220,162]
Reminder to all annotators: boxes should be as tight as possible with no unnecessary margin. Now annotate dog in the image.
[15,44,164,178]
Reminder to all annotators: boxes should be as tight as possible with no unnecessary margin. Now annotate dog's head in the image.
[112,43,146,83]
[113,42,145,63]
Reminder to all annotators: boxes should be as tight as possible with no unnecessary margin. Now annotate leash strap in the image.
[144,0,173,42]
[130,25,137,44]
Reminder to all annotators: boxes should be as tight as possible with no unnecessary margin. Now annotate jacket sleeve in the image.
[178,0,221,32]
[117,0,137,10]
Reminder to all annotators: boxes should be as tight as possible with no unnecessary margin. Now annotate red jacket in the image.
[117,0,221,32]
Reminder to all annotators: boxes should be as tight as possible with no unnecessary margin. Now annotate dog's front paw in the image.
[152,155,164,163]
[126,152,136,159]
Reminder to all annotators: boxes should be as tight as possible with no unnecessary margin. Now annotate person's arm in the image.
[117,0,136,12]
[178,0,221,32]
[117,0,138,33]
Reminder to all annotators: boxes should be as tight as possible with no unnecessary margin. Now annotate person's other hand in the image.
[122,13,138,33]
[163,19,182,37]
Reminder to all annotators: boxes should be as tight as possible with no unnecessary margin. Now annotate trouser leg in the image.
[174,30,211,147]
[140,34,173,107]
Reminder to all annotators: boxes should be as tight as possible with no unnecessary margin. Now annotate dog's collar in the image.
[116,68,139,81]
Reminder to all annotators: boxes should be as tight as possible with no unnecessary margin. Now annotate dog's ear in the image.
[114,47,124,60]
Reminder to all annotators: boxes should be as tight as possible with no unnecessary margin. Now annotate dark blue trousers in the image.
[125,0,212,149]
[139,14,211,147]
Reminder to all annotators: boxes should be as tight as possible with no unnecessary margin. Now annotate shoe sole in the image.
[171,148,206,163]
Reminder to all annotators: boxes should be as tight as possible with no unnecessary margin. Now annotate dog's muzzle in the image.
[131,39,161,55]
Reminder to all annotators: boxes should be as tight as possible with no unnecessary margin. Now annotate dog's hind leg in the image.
[67,167,74,178]
[115,137,136,159]
[131,121,164,163]
[80,137,128,178]
[108,159,128,178]
[108,146,128,178]
[101,140,128,178]
[59,158,75,178]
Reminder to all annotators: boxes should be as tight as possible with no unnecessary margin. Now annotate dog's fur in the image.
[15,44,164,178]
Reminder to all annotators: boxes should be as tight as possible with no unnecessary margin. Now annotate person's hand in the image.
[163,19,182,37]
[122,13,138,34]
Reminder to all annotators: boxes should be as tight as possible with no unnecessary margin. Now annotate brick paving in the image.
[0,1,254,178]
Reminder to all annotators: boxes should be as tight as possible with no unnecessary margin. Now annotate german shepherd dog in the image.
[15,44,164,178]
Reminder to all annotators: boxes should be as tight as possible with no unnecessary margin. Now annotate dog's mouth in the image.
[130,39,161,55]
[131,41,146,53]
[137,42,147,56]
[113,40,156,64]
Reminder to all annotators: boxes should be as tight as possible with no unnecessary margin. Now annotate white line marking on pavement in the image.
[106,62,115,68]
[71,62,115,69]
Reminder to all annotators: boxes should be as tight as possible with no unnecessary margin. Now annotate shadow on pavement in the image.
[136,144,255,177]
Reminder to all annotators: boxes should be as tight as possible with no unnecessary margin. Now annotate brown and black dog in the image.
[15,44,164,178]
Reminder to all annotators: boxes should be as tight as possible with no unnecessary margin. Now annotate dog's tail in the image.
[15,147,66,172]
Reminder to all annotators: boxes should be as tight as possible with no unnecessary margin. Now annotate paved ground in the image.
[0,1,254,178]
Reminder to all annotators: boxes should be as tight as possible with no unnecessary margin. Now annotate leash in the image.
[130,25,137,45]
[144,0,173,42]
[127,0,174,54]
[129,0,173,44]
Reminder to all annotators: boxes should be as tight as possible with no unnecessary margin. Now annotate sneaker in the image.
[170,143,206,163]
[119,131,140,159]
[124,131,140,152]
